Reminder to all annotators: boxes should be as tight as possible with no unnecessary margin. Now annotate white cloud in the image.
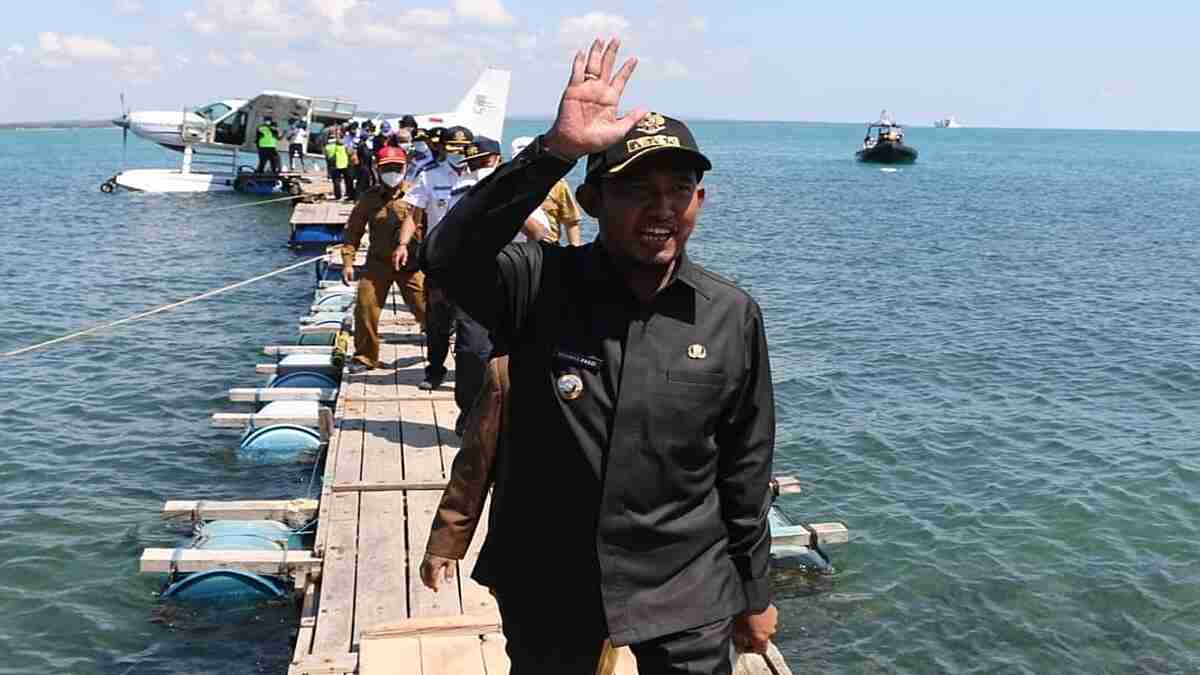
[453,0,514,27]
[237,49,258,65]
[114,0,143,14]
[8,43,25,55]
[207,49,231,66]
[559,12,631,45]
[687,16,708,33]
[272,60,308,80]
[399,8,454,29]
[185,0,300,41]
[37,32,123,62]
[308,0,358,22]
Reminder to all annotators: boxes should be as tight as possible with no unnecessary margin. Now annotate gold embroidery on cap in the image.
[636,112,667,135]
[687,344,707,359]
[626,135,681,153]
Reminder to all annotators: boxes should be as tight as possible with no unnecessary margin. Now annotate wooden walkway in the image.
[288,302,511,675]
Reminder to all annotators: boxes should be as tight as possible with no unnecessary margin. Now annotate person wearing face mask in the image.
[394,125,473,391]
[341,145,427,373]
[432,137,503,433]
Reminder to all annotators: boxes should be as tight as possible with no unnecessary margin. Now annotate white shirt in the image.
[516,208,550,243]
[402,161,462,231]
[290,128,308,149]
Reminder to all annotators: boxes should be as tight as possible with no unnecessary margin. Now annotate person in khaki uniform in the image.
[343,145,426,372]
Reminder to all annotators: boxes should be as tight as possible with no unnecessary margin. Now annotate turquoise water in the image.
[1,122,1198,674]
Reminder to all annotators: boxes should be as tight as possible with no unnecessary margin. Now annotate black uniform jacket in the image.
[422,137,775,646]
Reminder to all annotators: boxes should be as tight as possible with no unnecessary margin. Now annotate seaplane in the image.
[103,68,511,193]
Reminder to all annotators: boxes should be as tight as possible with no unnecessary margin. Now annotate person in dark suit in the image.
[414,37,778,675]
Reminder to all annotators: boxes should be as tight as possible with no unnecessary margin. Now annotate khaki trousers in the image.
[352,265,426,368]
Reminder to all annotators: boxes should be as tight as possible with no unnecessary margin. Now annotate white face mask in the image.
[473,166,495,181]
[381,172,403,188]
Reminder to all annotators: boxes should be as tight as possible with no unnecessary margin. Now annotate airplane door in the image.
[214,110,248,146]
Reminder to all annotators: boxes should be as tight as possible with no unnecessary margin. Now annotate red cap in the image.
[377,145,408,168]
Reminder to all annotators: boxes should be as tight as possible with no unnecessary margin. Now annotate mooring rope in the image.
[204,194,308,213]
[2,253,328,358]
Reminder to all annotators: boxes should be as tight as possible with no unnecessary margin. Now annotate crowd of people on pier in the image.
[337,114,583,439]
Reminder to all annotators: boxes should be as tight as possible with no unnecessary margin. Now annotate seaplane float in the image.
[102,68,510,194]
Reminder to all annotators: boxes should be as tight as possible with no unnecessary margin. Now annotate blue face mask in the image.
[446,153,466,169]
[411,142,428,158]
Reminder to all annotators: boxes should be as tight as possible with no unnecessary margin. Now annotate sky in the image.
[2,1,1199,130]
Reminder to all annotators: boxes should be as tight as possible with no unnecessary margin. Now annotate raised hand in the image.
[544,37,646,161]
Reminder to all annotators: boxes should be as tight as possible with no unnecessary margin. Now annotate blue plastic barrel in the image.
[269,371,338,390]
[314,293,354,313]
[159,520,305,603]
[298,331,337,346]
[238,424,322,464]
[291,224,344,247]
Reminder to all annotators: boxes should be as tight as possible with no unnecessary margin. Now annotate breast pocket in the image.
[659,368,729,432]
[654,369,727,473]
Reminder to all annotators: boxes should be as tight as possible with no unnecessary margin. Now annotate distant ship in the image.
[934,116,963,128]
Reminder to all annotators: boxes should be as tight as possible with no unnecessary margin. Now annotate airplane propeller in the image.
[119,92,129,170]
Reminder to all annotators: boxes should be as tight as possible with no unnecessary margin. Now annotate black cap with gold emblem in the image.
[462,136,501,161]
[444,125,474,150]
[585,112,712,181]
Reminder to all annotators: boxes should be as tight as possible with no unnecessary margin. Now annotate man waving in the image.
[420,38,778,674]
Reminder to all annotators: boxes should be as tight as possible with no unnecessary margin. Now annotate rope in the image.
[2,253,328,358]
[204,194,307,213]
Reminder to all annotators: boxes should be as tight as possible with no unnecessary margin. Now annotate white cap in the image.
[511,136,535,158]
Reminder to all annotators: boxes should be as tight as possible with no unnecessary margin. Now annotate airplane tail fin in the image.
[453,68,511,141]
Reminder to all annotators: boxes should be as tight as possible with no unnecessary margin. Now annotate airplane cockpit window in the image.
[194,103,232,121]
[214,110,248,146]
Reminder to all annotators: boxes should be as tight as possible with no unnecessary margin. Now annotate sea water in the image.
[0,122,1198,674]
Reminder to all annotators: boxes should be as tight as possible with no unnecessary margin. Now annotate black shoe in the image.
[348,361,372,374]
[454,413,466,437]
[418,374,444,391]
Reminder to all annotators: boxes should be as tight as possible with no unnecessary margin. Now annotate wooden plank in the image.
[211,412,318,428]
[457,493,496,618]
[298,324,342,336]
[229,387,337,403]
[431,400,462,490]
[289,653,359,674]
[403,397,462,618]
[161,499,317,527]
[420,635,489,675]
[345,393,457,402]
[330,479,447,493]
[771,522,850,547]
[354,342,411,645]
[358,636,422,675]
[310,371,368,657]
[290,577,319,673]
[359,613,502,640]
[264,345,335,355]
[139,548,320,574]
[770,475,803,496]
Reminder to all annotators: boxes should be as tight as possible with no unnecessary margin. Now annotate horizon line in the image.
[2,116,1199,134]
